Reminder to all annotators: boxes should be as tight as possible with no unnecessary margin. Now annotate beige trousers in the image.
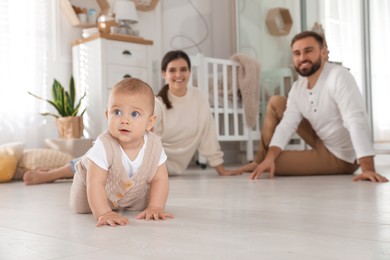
[254,96,359,176]
[69,172,92,214]
[69,172,148,214]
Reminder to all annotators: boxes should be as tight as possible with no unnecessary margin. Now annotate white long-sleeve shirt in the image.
[154,87,224,174]
[270,62,374,163]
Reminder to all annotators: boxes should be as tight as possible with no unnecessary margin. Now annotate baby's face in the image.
[106,91,155,149]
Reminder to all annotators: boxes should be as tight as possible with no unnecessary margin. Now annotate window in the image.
[369,0,390,143]
[0,0,54,147]
[320,0,390,145]
[320,0,364,93]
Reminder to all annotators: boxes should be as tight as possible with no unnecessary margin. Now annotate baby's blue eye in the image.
[114,109,122,116]
[131,111,140,118]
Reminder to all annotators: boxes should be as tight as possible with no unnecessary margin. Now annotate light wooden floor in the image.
[1,155,390,260]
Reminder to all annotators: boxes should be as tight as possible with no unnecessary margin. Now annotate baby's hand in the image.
[96,211,129,227]
[136,206,174,221]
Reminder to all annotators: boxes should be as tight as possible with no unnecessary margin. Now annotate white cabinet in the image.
[72,34,153,139]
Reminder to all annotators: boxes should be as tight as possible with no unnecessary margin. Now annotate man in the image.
[238,31,388,183]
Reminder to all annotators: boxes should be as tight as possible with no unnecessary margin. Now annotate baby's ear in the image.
[147,115,157,131]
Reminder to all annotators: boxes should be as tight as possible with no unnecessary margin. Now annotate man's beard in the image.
[295,56,322,77]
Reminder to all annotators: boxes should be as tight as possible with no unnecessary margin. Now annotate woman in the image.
[154,50,238,176]
[23,50,239,185]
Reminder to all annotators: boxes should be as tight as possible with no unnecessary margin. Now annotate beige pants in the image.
[69,172,148,214]
[254,96,359,176]
[69,172,92,214]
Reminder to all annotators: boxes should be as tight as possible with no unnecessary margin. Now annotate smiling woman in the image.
[0,0,54,148]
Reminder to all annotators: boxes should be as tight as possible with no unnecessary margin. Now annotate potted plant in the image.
[28,76,86,138]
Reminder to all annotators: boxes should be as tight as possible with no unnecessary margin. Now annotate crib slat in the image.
[212,62,220,135]
[189,54,261,163]
[231,64,239,136]
[222,64,229,137]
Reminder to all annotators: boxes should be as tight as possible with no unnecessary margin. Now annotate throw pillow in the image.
[13,149,73,180]
[0,142,25,182]
[0,152,18,182]
[0,142,25,162]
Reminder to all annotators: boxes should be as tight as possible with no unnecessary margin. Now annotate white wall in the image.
[57,0,235,86]
[236,0,302,72]
[160,0,234,58]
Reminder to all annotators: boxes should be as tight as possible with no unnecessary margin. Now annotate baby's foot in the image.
[23,170,55,185]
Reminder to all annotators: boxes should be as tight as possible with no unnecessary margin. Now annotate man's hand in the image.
[353,171,388,183]
[249,157,276,180]
[355,156,388,182]
[250,147,281,179]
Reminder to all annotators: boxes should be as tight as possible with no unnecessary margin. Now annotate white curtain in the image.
[0,0,56,148]
[320,0,363,92]
[320,0,390,144]
[370,0,390,143]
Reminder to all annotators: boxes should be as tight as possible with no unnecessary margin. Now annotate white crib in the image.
[189,54,261,164]
[188,54,304,167]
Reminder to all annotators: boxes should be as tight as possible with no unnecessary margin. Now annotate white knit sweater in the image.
[154,87,223,174]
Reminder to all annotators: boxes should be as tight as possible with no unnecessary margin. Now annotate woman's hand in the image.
[214,164,242,176]
[136,206,174,220]
[237,161,259,174]
[96,211,129,227]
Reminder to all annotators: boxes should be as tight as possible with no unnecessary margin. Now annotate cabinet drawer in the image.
[107,64,148,88]
[105,40,147,66]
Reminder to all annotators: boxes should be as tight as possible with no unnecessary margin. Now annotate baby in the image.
[69,78,173,227]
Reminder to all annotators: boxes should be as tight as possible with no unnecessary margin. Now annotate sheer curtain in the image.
[0,0,56,148]
[320,0,364,93]
[320,0,390,144]
[370,0,390,143]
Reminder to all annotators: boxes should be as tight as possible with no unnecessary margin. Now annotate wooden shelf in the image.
[133,0,160,11]
[72,32,154,46]
[60,0,109,28]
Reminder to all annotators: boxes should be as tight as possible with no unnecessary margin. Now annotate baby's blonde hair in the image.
[110,78,155,113]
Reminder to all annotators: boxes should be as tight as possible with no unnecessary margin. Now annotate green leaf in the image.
[28,76,86,118]
[69,76,75,110]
